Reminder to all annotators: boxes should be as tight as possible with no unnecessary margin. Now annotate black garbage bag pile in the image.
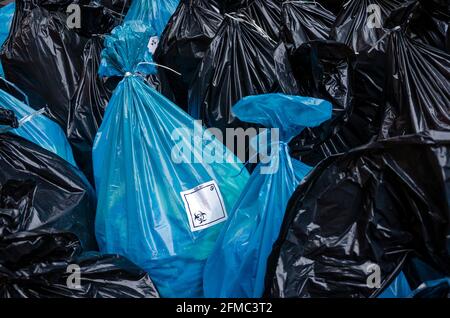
[288,40,359,165]
[286,0,409,166]
[0,0,129,183]
[154,0,224,109]
[264,0,450,298]
[0,230,160,298]
[217,0,284,41]
[381,11,450,137]
[188,12,298,159]
[0,132,97,250]
[386,0,449,53]
[265,132,450,298]
[0,117,160,297]
[281,1,336,54]
[67,0,129,183]
[0,0,449,299]
[328,0,407,143]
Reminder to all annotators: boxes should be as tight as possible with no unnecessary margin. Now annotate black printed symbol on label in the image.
[210,185,214,191]
[194,211,207,224]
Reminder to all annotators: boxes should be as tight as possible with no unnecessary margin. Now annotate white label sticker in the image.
[180,181,228,232]
[147,36,159,54]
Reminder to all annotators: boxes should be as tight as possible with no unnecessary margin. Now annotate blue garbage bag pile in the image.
[0,0,448,299]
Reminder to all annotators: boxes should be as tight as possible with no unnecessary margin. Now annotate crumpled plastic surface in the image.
[0,107,17,127]
[381,12,450,137]
[288,41,358,166]
[386,0,449,53]
[0,0,88,128]
[203,94,332,298]
[315,0,347,15]
[218,0,283,41]
[0,133,97,250]
[0,231,160,298]
[410,278,450,298]
[0,0,128,184]
[0,83,76,165]
[124,0,179,35]
[0,2,14,78]
[265,132,450,298]
[287,0,449,167]
[68,37,121,183]
[281,1,335,55]
[94,22,249,298]
[378,272,412,298]
[189,12,298,160]
[331,0,407,51]
[287,0,411,166]
[66,0,129,184]
[154,0,223,110]
[328,0,408,152]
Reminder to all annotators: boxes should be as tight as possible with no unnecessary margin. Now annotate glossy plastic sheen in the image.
[0,2,14,77]
[0,231,160,298]
[381,27,450,137]
[0,0,129,183]
[154,0,224,109]
[266,133,450,298]
[124,0,179,35]
[0,88,76,165]
[281,1,335,54]
[203,94,332,298]
[0,133,97,250]
[94,22,249,298]
[218,0,283,41]
[188,13,298,161]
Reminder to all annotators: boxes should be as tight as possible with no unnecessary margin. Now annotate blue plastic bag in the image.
[94,21,249,298]
[203,94,333,298]
[124,0,179,35]
[0,81,76,165]
[409,278,450,298]
[378,272,412,298]
[0,2,14,77]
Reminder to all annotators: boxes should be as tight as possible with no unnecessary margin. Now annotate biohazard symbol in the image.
[194,211,207,224]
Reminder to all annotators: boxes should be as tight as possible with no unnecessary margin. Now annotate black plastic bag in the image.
[265,133,450,298]
[287,41,362,166]
[218,0,283,41]
[154,0,224,110]
[281,1,335,55]
[1,0,87,128]
[0,231,160,298]
[68,36,113,184]
[68,1,128,184]
[189,12,298,159]
[329,0,408,147]
[0,108,17,128]
[1,0,127,183]
[0,133,97,250]
[386,0,449,53]
[380,24,450,137]
[0,78,28,104]
[316,0,347,15]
